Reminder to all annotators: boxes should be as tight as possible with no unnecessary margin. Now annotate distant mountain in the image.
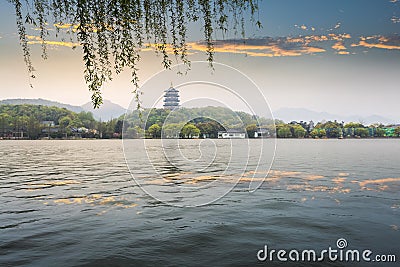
[82,100,126,121]
[273,108,396,125]
[0,98,84,113]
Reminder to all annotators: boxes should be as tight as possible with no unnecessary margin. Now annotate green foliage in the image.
[59,116,72,128]
[77,111,95,128]
[95,118,121,138]
[319,129,327,138]
[310,129,318,138]
[11,0,261,107]
[162,123,184,138]
[355,128,369,138]
[344,122,365,128]
[125,106,272,131]
[375,128,386,137]
[292,124,306,138]
[0,104,74,123]
[310,128,326,138]
[181,123,200,138]
[395,127,400,137]
[124,106,274,138]
[147,124,161,138]
[0,104,105,139]
[277,125,292,138]
[194,119,225,138]
[0,104,74,139]
[315,121,343,129]
[327,127,341,138]
[70,117,83,128]
[114,120,123,134]
[145,109,170,129]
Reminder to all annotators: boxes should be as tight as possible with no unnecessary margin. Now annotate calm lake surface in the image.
[0,139,399,266]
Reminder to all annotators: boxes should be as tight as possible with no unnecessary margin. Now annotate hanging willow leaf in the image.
[9,0,261,108]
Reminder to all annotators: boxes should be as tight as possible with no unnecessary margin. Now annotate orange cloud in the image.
[188,40,325,57]
[27,35,80,48]
[329,33,352,41]
[351,40,400,50]
[332,41,346,50]
[305,35,329,42]
[54,23,79,30]
[26,35,42,41]
[28,40,80,48]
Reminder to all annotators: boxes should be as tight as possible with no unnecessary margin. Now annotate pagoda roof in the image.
[164,87,179,92]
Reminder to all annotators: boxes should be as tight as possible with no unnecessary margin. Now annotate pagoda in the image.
[163,84,180,110]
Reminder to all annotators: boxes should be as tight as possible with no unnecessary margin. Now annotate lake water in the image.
[0,139,399,266]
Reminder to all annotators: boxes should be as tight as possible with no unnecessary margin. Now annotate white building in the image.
[254,127,272,138]
[218,129,246,139]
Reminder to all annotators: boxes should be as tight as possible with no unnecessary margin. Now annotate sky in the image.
[0,0,399,121]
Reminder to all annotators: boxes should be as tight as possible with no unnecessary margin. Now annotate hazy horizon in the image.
[1,96,398,125]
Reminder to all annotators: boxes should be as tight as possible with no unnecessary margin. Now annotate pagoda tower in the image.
[163,84,180,110]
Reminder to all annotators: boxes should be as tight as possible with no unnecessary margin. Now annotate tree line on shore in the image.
[124,107,400,139]
[272,121,400,139]
[1,104,399,139]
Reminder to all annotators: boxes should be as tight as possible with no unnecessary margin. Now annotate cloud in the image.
[141,33,399,58]
[26,35,80,48]
[294,24,316,31]
[54,23,79,30]
[351,35,400,50]
[24,31,399,58]
[327,22,342,32]
[332,41,349,55]
[28,40,80,48]
[286,33,351,44]
[188,38,326,57]
[26,35,42,41]
[328,33,352,41]
[391,16,400,23]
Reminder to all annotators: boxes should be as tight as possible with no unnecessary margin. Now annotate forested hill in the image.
[0,98,84,113]
[0,98,126,121]
[125,106,277,129]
